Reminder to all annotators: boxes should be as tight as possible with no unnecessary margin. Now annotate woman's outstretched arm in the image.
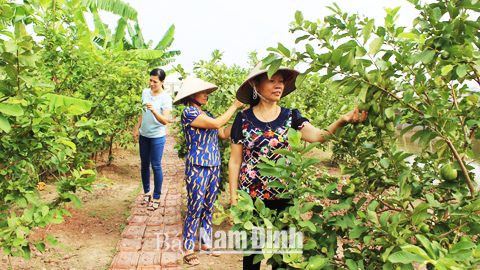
[301,108,368,143]
[190,99,244,130]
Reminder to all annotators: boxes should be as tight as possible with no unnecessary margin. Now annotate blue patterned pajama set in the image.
[181,107,221,251]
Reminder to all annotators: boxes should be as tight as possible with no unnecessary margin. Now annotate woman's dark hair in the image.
[249,71,286,106]
[150,68,166,89]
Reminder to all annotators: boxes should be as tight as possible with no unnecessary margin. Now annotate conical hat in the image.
[236,62,300,104]
[173,76,218,105]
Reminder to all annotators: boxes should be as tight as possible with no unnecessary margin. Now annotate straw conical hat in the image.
[236,62,300,104]
[173,76,218,105]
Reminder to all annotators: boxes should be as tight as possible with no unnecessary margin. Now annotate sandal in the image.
[183,253,200,265]
[141,194,151,205]
[147,200,160,211]
[201,247,220,257]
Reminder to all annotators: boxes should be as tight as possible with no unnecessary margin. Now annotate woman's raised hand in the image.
[145,102,155,113]
[232,99,245,109]
[341,108,368,124]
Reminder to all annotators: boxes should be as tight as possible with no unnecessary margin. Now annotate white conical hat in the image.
[173,76,218,105]
[236,62,300,104]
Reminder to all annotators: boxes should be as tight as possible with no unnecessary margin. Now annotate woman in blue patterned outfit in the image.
[229,63,367,270]
[133,68,172,211]
[173,76,244,266]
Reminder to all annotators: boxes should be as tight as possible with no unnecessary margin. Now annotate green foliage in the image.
[223,0,480,268]
[0,0,178,263]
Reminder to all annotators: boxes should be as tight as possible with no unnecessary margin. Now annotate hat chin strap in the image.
[249,81,274,104]
[182,96,202,106]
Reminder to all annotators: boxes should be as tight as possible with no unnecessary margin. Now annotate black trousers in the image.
[243,199,290,270]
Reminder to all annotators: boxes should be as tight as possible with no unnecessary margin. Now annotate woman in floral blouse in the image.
[228,63,367,270]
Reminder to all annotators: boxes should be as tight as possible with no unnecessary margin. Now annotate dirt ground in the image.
[0,139,338,270]
[0,147,143,270]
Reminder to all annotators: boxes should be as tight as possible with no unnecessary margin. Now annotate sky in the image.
[92,0,421,73]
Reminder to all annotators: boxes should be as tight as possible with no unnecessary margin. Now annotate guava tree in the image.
[0,0,178,266]
[216,0,480,269]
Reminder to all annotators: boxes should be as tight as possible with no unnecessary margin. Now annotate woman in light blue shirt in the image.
[133,68,172,211]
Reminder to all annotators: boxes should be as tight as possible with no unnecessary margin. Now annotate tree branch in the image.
[57,62,78,93]
[437,221,469,239]
[326,66,425,116]
[0,156,27,172]
[444,137,475,196]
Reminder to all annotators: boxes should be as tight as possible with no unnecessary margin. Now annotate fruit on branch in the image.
[370,103,380,116]
[440,163,458,181]
[374,117,385,129]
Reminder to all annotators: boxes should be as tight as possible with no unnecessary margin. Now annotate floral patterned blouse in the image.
[231,107,309,200]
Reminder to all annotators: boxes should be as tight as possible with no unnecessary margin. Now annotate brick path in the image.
[110,128,185,270]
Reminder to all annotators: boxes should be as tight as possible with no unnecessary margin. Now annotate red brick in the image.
[164,224,182,238]
[166,194,181,201]
[136,266,161,270]
[131,208,150,216]
[160,252,183,267]
[164,206,180,216]
[142,237,164,251]
[161,236,183,252]
[110,251,139,268]
[167,189,181,195]
[137,265,162,270]
[116,238,142,252]
[149,207,165,217]
[121,225,146,239]
[137,252,162,267]
[163,214,182,225]
[165,200,177,207]
[144,225,165,238]
[146,215,164,226]
[130,200,148,208]
[126,215,148,225]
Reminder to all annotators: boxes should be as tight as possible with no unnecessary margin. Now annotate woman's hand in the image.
[132,129,139,143]
[231,196,237,206]
[229,198,237,226]
[232,99,245,110]
[341,108,368,124]
[145,102,156,113]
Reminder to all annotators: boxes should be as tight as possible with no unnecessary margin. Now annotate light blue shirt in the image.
[139,88,173,138]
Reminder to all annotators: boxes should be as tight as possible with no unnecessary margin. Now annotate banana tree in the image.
[89,11,180,69]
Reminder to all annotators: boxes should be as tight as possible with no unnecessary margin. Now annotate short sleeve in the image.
[141,88,148,103]
[292,109,310,130]
[162,94,173,111]
[230,111,244,144]
[182,107,201,128]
